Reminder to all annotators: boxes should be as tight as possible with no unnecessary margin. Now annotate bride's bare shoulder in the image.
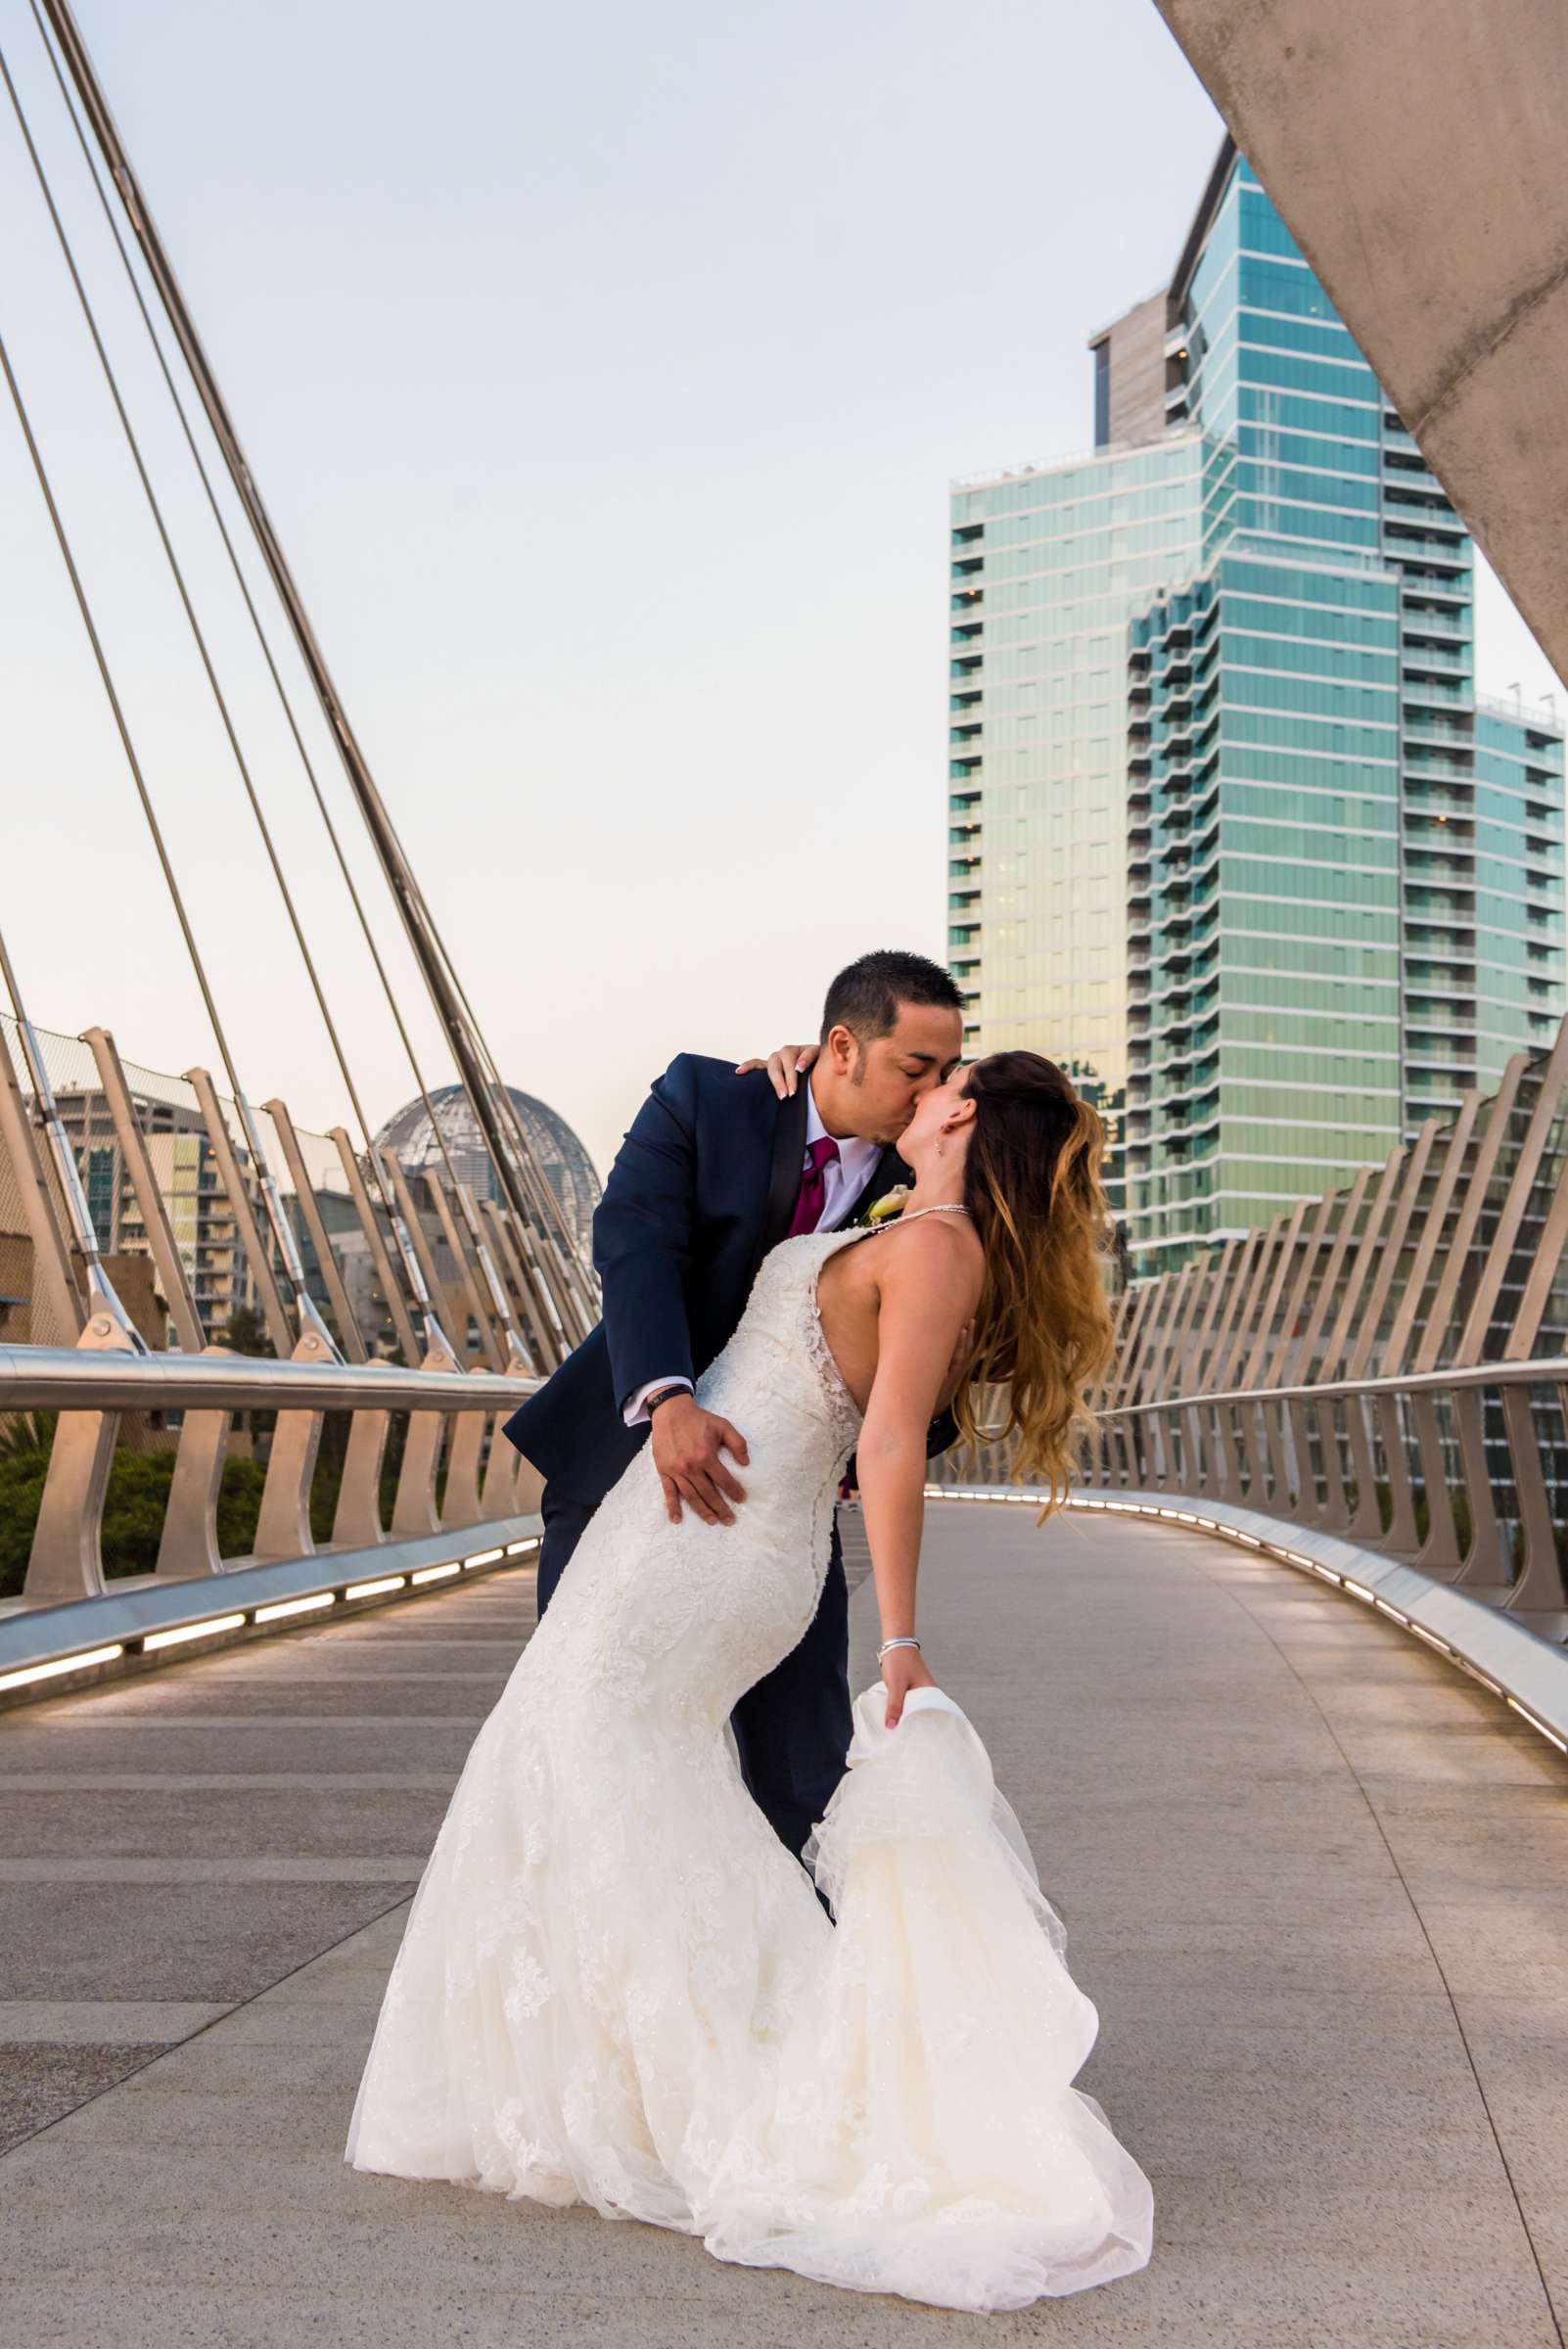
[873,1213,983,1294]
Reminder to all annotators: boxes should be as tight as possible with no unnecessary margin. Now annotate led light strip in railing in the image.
[924,1485,1568,1763]
[0,1535,542,1698]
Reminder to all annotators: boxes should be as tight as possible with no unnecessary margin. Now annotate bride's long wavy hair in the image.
[950,1051,1114,1513]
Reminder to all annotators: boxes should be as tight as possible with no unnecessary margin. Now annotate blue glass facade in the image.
[949,145,1565,1271]
[1124,154,1565,1265]
[1128,554,1404,1244]
[947,439,1205,1209]
[1468,704,1565,1093]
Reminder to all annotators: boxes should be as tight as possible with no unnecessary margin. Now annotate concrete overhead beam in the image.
[1154,0,1568,682]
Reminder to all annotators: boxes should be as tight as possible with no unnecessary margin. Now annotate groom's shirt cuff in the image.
[623,1374,693,1428]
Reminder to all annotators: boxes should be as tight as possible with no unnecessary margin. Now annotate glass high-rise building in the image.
[947,435,1204,1156]
[1470,699,1566,1094]
[948,142,1565,1267]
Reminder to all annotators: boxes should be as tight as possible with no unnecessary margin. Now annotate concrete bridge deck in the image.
[2,1499,1566,2346]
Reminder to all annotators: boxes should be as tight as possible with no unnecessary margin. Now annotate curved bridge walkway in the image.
[2,1501,1565,2347]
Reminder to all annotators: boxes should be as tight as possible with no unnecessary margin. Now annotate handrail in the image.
[1090,1012,1568,1629]
[1078,1348,1568,1630]
[0,1511,543,1706]
[1099,1353,1568,1420]
[0,1343,538,1412]
[0,1337,543,1612]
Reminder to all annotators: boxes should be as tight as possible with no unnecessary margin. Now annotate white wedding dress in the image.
[345,1221,1154,2312]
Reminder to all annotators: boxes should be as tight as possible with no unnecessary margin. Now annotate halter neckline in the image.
[854,1203,972,1236]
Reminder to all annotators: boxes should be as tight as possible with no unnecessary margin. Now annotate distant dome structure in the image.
[374,1084,600,1259]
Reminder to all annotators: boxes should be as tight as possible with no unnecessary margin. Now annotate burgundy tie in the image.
[789,1134,841,1236]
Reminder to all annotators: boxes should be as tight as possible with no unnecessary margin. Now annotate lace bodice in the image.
[703,1205,972,1461]
[701,1224,870,1457]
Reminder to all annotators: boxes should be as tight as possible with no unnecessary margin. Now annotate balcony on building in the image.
[1405,746,1473,780]
[1402,640,1472,678]
[1400,579,1470,613]
[1405,714,1474,749]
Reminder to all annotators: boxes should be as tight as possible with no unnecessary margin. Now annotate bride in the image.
[345,1049,1154,2312]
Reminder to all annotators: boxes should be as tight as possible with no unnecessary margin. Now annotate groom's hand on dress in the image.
[733,1044,818,1099]
[652,1395,751,1528]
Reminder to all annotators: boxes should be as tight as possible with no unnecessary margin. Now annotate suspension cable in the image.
[20,0,484,1311]
[0,916,145,1341]
[398,896,593,1326]
[0,302,333,1345]
[24,0,585,1347]
[0,31,378,1318]
[38,0,580,1333]
[0,318,232,1125]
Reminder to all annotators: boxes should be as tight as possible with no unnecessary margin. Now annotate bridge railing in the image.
[0,1009,563,1640]
[938,1011,1568,1638]
[0,1344,539,1607]
[1088,1355,1568,1635]
[0,1341,542,1703]
[10,1007,1568,1664]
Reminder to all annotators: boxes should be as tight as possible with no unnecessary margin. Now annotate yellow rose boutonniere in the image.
[866,1185,910,1226]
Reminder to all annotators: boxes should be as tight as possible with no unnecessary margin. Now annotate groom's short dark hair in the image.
[820,950,963,1046]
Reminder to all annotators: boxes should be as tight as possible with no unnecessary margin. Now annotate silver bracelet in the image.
[877,1635,921,1661]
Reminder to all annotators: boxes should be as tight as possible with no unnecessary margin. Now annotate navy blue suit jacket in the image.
[503,1054,943,1506]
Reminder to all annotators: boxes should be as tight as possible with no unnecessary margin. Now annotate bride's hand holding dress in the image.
[877,1637,937,1727]
[812,1199,980,1729]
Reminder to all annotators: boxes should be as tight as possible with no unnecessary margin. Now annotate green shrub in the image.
[0,1453,51,1598]
[100,1450,176,1577]
[216,1457,266,1557]
[0,1444,275,1597]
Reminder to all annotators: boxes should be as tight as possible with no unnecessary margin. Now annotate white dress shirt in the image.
[623,1082,885,1426]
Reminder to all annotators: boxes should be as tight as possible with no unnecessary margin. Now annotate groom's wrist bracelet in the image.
[877,1635,921,1660]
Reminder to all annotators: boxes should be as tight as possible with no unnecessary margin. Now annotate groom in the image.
[503,947,964,1862]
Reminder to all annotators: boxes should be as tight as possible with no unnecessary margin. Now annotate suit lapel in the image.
[748,1084,909,1277]
[749,1079,809,1282]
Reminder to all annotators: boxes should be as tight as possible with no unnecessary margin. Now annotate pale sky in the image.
[0,0,1559,1177]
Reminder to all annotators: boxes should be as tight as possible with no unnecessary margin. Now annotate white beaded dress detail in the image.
[345,1221,1153,2312]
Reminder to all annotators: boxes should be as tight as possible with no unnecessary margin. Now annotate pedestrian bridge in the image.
[4,3,1568,2334]
[3,1497,1565,2347]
